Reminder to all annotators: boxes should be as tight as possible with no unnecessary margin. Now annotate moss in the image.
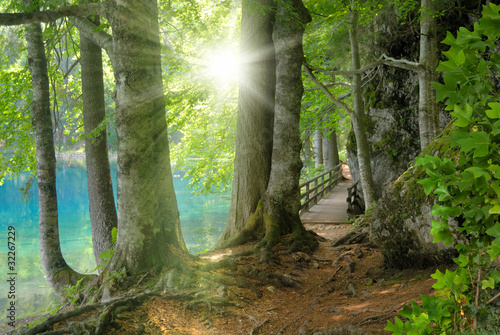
[365,122,462,269]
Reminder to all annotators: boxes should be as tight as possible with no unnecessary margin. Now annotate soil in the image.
[2,225,444,335]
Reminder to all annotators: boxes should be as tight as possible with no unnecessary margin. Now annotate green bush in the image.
[386,4,500,334]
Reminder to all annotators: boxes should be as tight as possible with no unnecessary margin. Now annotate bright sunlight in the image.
[206,48,240,84]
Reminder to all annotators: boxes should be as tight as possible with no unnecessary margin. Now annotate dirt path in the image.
[3,226,440,335]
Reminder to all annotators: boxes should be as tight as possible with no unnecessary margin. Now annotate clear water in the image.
[0,160,230,322]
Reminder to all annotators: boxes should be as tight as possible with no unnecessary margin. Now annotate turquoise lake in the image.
[0,160,230,322]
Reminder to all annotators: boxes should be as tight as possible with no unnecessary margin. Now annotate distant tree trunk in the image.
[219,0,317,256]
[314,129,323,168]
[323,129,340,169]
[24,3,84,294]
[303,128,312,164]
[107,0,186,275]
[80,15,117,270]
[217,0,276,245]
[349,2,377,209]
[418,0,439,149]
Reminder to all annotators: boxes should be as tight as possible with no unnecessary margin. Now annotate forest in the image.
[0,0,499,334]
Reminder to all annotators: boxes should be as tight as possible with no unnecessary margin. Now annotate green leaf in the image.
[486,102,500,119]
[464,166,490,179]
[486,222,500,239]
[488,242,500,260]
[482,276,496,290]
[417,177,436,196]
[430,219,454,245]
[457,131,490,157]
[431,204,461,218]
[451,104,473,127]
[385,317,404,334]
[454,49,465,66]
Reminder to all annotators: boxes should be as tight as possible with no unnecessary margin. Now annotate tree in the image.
[322,128,340,169]
[103,0,187,274]
[79,14,117,269]
[217,0,276,244]
[220,0,318,257]
[348,0,376,208]
[24,1,84,293]
[314,129,323,168]
[417,0,439,149]
[1,0,187,276]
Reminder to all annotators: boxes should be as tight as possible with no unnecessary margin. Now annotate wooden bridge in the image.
[299,164,357,226]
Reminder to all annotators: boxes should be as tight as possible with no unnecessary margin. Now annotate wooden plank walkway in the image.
[300,179,353,224]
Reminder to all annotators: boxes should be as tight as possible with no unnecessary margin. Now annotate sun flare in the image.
[206,49,240,84]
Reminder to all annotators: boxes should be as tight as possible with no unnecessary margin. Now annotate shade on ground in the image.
[300,179,353,225]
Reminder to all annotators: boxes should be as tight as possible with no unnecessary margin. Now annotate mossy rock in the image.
[367,124,458,269]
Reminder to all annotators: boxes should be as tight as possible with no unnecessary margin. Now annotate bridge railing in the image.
[347,181,365,218]
[299,163,343,215]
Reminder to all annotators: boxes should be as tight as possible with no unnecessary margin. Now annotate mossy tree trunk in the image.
[219,0,317,257]
[24,2,84,294]
[107,0,186,275]
[217,0,276,245]
[80,14,117,270]
[348,2,377,209]
[418,0,439,149]
[323,127,340,169]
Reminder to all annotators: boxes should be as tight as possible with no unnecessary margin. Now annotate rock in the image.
[267,286,276,293]
[327,306,343,313]
[346,283,357,297]
[354,247,363,259]
[367,126,458,269]
[217,286,227,297]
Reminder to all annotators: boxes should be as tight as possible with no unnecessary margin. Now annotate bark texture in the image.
[25,7,82,294]
[348,5,377,209]
[218,0,276,244]
[258,0,313,252]
[80,15,117,269]
[322,129,340,169]
[314,129,323,168]
[418,0,439,149]
[107,0,185,275]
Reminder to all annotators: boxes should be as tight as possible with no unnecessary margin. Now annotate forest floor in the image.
[2,224,446,335]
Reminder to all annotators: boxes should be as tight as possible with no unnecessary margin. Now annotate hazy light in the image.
[207,49,240,84]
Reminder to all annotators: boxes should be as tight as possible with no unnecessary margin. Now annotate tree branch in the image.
[380,53,422,73]
[70,16,114,60]
[304,81,351,92]
[307,59,384,76]
[303,63,353,116]
[306,53,423,77]
[0,2,106,26]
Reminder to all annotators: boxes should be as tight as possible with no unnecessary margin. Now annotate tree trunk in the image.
[107,0,186,275]
[314,129,323,168]
[218,0,317,256]
[24,4,83,294]
[217,0,276,244]
[303,128,312,164]
[348,3,377,209]
[418,0,439,149]
[80,15,117,270]
[323,129,340,169]
[259,0,315,254]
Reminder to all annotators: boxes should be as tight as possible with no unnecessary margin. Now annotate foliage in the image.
[386,4,500,334]
[0,31,36,184]
[62,277,86,304]
[96,227,117,271]
[162,0,239,196]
